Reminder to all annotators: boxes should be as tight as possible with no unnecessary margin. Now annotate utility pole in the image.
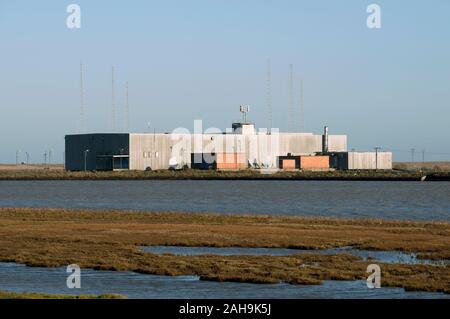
[422,150,425,164]
[25,152,29,165]
[411,148,416,163]
[374,146,381,170]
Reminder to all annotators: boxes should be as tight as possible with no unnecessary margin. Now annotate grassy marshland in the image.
[0,208,449,294]
[0,291,125,299]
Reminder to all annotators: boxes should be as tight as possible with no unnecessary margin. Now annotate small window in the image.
[155,152,159,158]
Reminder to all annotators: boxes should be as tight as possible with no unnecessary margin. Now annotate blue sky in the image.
[0,0,449,163]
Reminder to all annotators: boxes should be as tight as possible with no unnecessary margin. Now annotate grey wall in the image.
[129,132,348,170]
[347,152,392,170]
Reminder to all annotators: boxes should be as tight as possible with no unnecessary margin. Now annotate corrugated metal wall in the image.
[65,134,129,171]
[129,132,348,171]
[66,132,394,171]
[347,152,392,170]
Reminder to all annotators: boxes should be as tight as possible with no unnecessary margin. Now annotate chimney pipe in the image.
[322,126,329,153]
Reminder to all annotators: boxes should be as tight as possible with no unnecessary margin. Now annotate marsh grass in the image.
[0,291,125,299]
[0,208,449,294]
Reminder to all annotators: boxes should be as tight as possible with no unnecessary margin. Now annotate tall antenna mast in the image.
[299,79,304,132]
[288,64,294,132]
[266,58,272,134]
[125,81,130,132]
[111,66,116,132]
[79,62,85,133]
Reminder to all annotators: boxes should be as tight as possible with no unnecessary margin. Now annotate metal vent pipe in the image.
[322,126,329,153]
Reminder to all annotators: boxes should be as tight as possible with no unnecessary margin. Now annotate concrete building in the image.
[65,122,349,171]
[65,115,392,171]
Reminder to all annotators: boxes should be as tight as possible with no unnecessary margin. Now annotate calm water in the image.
[140,246,448,265]
[0,263,448,299]
[0,180,449,220]
[1,180,449,298]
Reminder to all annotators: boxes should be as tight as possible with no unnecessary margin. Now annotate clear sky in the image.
[0,0,449,163]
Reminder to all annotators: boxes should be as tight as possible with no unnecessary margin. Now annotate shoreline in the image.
[0,169,449,181]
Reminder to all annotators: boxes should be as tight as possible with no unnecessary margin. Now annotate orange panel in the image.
[217,153,246,164]
[216,153,223,164]
[216,153,246,169]
[236,153,246,164]
[300,156,329,169]
[282,159,296,170]
[216,154,224,164]
[225,153,235,163]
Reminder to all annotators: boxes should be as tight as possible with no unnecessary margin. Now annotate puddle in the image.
[140,246,449,265]
[0,262,448,299]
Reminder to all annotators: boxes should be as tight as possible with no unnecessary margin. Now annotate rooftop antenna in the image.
[79,62,85,133]
[289,64,294,132]
[299,79,304,132]
[266,58,272,134]
[240,104,250,123]
[111,66,116,132]
[125,81,130,132]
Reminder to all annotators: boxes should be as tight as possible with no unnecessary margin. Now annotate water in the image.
[140,246,448,265]
[0,180,449,220]
[0,263,448,299]
[1,180,448,298]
